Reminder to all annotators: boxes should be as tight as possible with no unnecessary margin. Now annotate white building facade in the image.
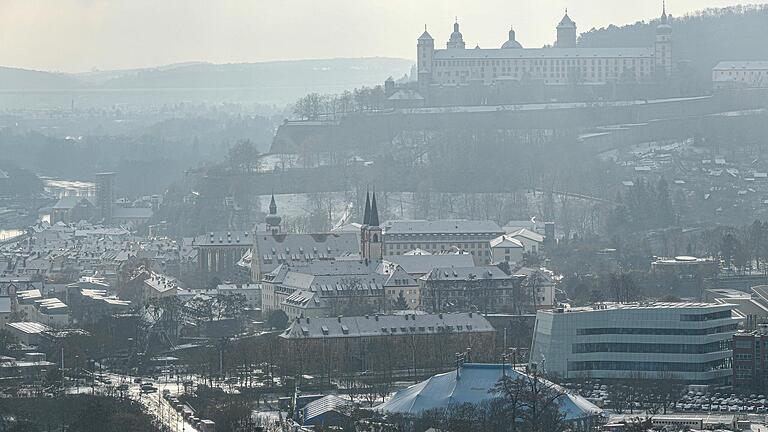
[712,61,768,89]
[490,235,524,264]
[531,302,740,383]
[417,8,672,91]
[382,220,504,265]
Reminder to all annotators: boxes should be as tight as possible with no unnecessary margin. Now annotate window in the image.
[576,324,738,336]
[681,310,731,321]
[573,341,731,354]
[569,358,732,373]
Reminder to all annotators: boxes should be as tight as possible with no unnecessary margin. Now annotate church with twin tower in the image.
[417,5,673,92]
[360,190,383,262]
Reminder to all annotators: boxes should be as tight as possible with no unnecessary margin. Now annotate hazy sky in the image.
[0,0,755,73]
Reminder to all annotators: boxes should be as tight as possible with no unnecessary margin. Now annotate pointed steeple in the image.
[419,24,433,41]
[269,193,277,215]
[657,0,672,32]
[370,191,380,227]
[265,193,282,232]
[363,191,371,225]
[558,9,576,28]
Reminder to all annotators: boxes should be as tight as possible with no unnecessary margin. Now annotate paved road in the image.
[104,373,198,432]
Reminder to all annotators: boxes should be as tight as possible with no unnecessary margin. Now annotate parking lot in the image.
[568,381,768,415]
[676,391,768,414]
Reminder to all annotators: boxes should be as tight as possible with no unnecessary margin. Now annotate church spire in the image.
[265,193,282,233]
[269,193,277,215]
[657,0,672,31]
[363,190,371,225]
[370,190,380,227]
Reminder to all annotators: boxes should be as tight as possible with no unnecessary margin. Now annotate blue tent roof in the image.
[376,363,602,421]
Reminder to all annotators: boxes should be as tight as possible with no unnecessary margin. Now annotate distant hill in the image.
[0,58,411,91]
[0,67,81,90]
[579,4,768,86]
[97,58,412,90]
[73,61,210,85]
[0,58,412,106]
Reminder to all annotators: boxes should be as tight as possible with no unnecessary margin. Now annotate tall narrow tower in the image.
[417,26,434,95]
[365,191,383,261]
[556,10,577,48]
[360,190,371,258]
[265,193,282,235]
[655,1,673,77]
[95,172,116,225]
[446,19,466,49]
[360,190,383,261]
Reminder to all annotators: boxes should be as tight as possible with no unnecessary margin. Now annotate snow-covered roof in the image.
[388,89,424,101]
[282,312,493,339]
[713,61,768,71]
[384,219,503,235]
[377,363,602,420]
[509,228,544,243]
[383,254,475,275]
[6,321,50,334]
[302,395,351,424]
[421,266,509,282]
[490,235,524,249]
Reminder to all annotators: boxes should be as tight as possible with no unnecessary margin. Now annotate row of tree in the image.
[714,221,768,272]
[0,395,160,432]
[292,85,387,121]
[605,178,675,235]
[579,4,768,92]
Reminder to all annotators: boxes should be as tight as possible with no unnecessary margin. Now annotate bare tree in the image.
[491,369,569,432]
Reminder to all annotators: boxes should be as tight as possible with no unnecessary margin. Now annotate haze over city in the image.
[3,1,768,431]
[0,0,755,72]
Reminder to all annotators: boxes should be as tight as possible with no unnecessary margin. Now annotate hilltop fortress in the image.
[382,6,674,107]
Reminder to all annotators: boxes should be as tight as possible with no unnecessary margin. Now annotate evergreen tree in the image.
[393,291,409,310]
